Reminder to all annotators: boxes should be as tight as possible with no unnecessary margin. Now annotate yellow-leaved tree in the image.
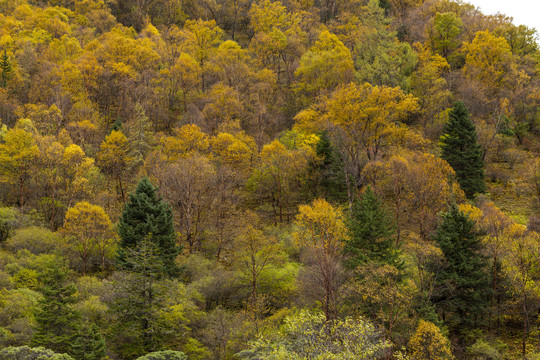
[0,127,39,210]
[295,30,355,104]
[296,82,419,206]
[248,139,311,224]
[501,224,540,357]
[408,320,454,360]
[160,124,210,161]
[62,201,115,273]
[293,198,348,321]
[96,130,132,201]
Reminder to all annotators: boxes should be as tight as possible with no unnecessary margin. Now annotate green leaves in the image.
[238,310,391,360]
[432,205,490,332]
[439,101,486,199]
[31,262,80,355]
[117,177,179,277]
[344,186,401,270]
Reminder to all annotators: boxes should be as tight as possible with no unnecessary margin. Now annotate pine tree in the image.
[111,237,168,358]
[343,186,401,270]
[32,263,80,355]
[432,205,490,332]
[311,131,347,202]
[0,49,13,88]
[440,101,486,199]
[71,323,106,360]
[117,177,179,277]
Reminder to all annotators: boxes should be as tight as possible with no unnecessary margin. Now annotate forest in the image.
[0,0,538,358]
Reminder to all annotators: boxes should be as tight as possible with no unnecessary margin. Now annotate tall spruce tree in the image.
[117,177,179,277]
[343,186,401,270]
[440,101,486,199]
[0,49,12,88]
[71,323,106,360]
[311,131,347,202]
[32,263,80,355]
[432,205,490,332]
[111,238,168,358]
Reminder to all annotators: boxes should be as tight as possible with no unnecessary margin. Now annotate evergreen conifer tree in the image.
[111,237,168,358]
[440,101,486,199]
[432,205,490,332]
[117,177,179,277]
[0,49,13,88]
[32,263,80,355]
[312,131,347,202]
[71,323,107,360]
[343,186,401,270]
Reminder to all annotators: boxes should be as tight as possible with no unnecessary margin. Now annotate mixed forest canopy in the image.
[0,0,539,358]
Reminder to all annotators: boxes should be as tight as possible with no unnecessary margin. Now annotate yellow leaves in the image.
[235,217,284,274]
[259,139,311,177]
[295,30,354,98]
[463,30,514,92]
[96,130,131,179]
[89,26,160,76]
[409,320,454,360]
[261,139,286,161]
[411,43,451,126]
[211,132,255,170]
[501,225,540,298]
[364,151,463,240]
[249,0,291,34]
[292,108,324,134]
[63,201,114,272]
[202,83,244,134]
[458,203,483,223]
[324,82,419,159]
[293,198,348,257]
[16,103,63,135]
[108,61,134,78]
[0,127,38,184]
[504,223,527,240]
[210,40,253,87]
[183,19,223,65]
[64,201,112,236]
[161,124,209,161]
[48,35,82,63]
[170,52,201,89]
[63,143,94,171]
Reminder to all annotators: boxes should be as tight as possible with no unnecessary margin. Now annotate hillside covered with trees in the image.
[0,0,539,358]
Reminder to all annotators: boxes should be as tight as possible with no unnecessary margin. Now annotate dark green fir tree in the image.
[71,323,106,360]
[440,101,486,199]
[111,237,168,358]
[32,262,80,355]
[343,186,402,270]
[432,204,490,332]
[0,49,13,88]
[117,177,179,277]
[311,131,347,202]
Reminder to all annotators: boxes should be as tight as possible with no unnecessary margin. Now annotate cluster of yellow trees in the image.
[0,0,538,358]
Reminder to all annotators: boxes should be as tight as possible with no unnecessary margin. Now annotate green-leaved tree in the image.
[344,186,401,270]
[432,205,490,332]
[32,263,80,355]
[117,177,179,277]
[440,101,486,199]
[0,49,13,88]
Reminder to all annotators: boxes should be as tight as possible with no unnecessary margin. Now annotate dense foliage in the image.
[0,0,538,358]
